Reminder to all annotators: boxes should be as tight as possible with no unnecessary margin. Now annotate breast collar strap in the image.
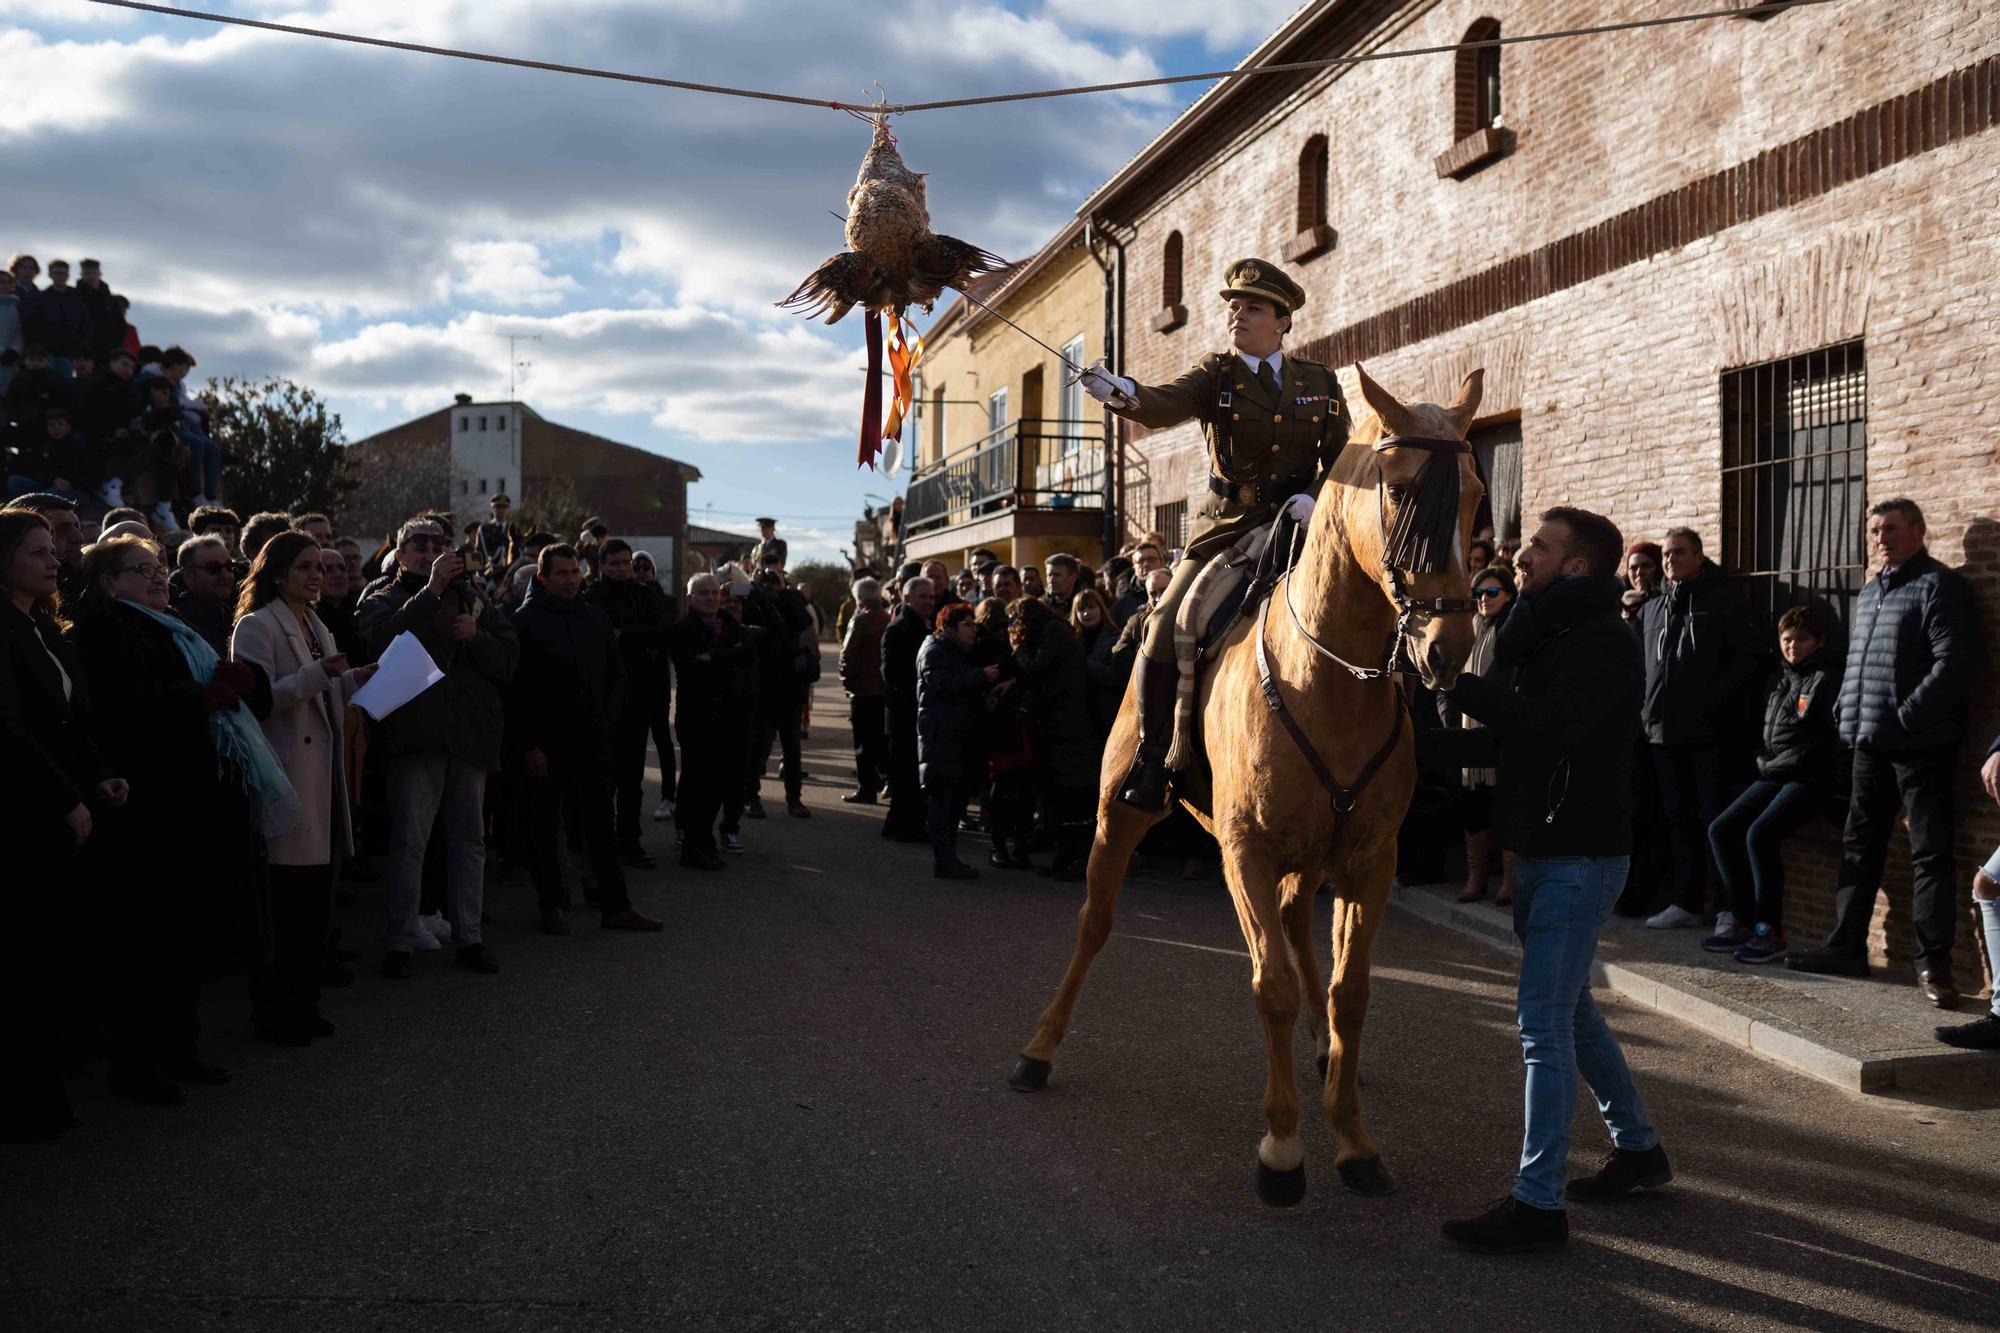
[1256,593,1404,814]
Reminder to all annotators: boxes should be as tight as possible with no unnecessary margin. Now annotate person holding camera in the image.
[356,516,520,978]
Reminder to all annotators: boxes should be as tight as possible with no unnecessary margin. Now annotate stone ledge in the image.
[1282,223,1336,264]
[1150,303,1187,334]
[1389,879,2000,1097]
[1433,125,1513,180]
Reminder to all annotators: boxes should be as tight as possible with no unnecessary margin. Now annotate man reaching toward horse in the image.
[1432,505,1673,1254]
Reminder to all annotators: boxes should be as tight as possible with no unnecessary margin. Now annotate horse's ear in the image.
[1352,362,1416,435]
[1444,369,1484,439]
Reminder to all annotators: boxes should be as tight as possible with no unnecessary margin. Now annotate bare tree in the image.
[340,434,449,546]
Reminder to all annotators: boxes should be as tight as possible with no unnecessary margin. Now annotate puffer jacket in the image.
[1636,558,1763,746]
[1756,649,1843,784]
[916,634,990,788]
[1835,552,1976,752]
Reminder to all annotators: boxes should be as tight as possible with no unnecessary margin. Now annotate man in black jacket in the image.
[509,545,663,936]
[1434,506,1668,1256]
[880,576,934,843]
[1634,526,1762,930]
[584,538,674,865]
[742,568,814,820]
[1789,498,1977,1004]
[669,573,752,869]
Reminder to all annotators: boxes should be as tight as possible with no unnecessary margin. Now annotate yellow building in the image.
[902,221,1112,572]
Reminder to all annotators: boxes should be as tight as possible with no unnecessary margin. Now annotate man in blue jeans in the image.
[1432,506,1672,1254]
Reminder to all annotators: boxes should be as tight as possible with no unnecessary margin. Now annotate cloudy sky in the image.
[3,0,1302,560]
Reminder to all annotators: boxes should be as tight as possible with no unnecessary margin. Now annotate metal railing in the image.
[903,419,1107,538]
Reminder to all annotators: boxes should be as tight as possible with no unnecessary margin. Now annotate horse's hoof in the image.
[1254,1160,1308,1208]
[1338,1157,1394,1197]
[1008,1056,1051,1092]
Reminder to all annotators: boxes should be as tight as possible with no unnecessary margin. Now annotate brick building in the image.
[1082,1,1998,979]
[346,394,699,577]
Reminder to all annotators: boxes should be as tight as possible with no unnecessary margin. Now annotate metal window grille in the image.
[1154,499,1187,550]
[1720,341,1867,639]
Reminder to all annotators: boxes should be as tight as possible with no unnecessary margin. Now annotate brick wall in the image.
[1100,1,2000,984]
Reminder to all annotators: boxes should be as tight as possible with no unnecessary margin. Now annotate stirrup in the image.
[1117,752,1169,814]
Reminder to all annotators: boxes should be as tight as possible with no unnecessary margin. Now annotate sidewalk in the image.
[1392,880,2000,1099]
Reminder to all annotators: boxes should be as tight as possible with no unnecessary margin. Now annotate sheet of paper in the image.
[351,630,445,721]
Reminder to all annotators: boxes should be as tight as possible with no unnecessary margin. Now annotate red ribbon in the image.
[859,308,884,469]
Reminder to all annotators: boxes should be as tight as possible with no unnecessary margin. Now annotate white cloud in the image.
[1037,0,1309,50]
[443,241,581,308]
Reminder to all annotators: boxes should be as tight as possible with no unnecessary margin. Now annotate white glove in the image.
[1079,362,1135,407]
[1282,492,1316,523]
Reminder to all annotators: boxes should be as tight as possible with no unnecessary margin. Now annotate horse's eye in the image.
[1386,485,1410,503]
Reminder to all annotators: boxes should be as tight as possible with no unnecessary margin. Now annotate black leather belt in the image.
[1210,475,1309,508]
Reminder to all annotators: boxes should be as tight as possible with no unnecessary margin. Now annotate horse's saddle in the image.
[1164,510,1304,772]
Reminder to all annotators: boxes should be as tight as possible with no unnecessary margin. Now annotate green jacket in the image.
[1115,351,1349,559]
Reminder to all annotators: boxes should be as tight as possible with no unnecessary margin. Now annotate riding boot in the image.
[1117,657,1179,814]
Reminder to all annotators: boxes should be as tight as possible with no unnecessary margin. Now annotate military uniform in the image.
[1093,256,1348,811]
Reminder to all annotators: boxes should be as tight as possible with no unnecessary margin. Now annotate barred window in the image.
[1720,341,1867,638]
[1154,499,1187,551]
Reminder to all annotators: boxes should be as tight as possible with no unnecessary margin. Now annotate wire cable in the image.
[83,0,1837,115]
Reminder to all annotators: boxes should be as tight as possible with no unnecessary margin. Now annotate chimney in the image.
[454,392,473,405]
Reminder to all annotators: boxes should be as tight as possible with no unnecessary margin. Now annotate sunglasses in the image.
[1473,586,1506,600]
[189,562,233,576]
[403,535,444,550]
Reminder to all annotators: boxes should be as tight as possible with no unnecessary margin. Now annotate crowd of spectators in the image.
[1424,498,1996,1051]
[0,483,840,1144]
[4,254,223,529]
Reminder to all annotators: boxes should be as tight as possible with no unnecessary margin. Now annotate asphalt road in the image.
[6,675,1999,1331]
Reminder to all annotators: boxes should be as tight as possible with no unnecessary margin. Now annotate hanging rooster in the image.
[779,111,1007,466]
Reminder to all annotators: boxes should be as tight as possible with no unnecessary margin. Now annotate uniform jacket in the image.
[1635,558,1762,747]
[839,603,889,698]
[231,601,361,866]
[1112,350,1349,559]
[355,570,519,768]
[1756,649,1843,786]
[1440,575,1641,858]
[1835,551,1976,752]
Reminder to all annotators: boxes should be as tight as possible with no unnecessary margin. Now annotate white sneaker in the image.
[722,832,744,854]
[653,799,675,822]
[1710,910,1737,936]
[151,500,177,527]
[412,927,442,952]
[419,911,453,945]
[98,477,124,507]
[1645,905,1704,930]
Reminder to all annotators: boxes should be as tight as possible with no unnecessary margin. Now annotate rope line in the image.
[83,0,1837,115]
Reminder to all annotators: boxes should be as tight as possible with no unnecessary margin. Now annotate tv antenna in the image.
[502,333,541,402]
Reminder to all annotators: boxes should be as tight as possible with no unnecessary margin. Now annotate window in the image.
[1162,231,1184,307]
[1454,19,1502,141]
[458,479,469,495]
[987,388,1008,436]
[1720,341,1868,638]
[459,415,470,431]
[931,386,946,460]
[494,413,506,430]
[479,478,489,495]
[1154,499,1187,551]
[1297,135,1329,232]
[1059,335,1086,456]
[1467,419,1522,541]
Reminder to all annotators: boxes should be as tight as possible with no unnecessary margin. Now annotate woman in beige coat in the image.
[230,531,375,1044]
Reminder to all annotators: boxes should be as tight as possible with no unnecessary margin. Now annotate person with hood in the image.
[355,517,520,977]
[509,544,664,934]
[1011,597,1096,881]
[1633,527,1762,930]
[917,601,999,879]
[880,575,934,844]
[1432,506,1668,1256]
[1701,605,1843,964]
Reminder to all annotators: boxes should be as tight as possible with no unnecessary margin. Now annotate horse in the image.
[1007,364,1486,1206]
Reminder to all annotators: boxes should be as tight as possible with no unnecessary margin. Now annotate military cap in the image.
[1218,258,1306,315]
[489,492,511,504]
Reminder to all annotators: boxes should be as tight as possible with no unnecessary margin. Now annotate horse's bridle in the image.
[1281,434,1479,681]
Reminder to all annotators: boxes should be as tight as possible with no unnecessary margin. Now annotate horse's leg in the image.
[1279,874,1331,1086]
[1322,862,1395,1196]
[1218,843,1308,1207]
[1008,790,1154,1091]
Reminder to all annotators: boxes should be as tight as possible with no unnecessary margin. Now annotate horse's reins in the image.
[1256,434,1477,814]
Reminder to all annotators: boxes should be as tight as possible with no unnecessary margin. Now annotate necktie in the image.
[1257,359,1280,402]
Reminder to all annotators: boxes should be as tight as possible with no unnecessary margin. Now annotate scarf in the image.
[1494,575,1623,669]
[126,601,301,839]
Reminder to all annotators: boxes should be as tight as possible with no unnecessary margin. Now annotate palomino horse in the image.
[1008,365,1485,1206]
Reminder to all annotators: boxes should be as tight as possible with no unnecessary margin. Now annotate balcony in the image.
[903,421,1108,550]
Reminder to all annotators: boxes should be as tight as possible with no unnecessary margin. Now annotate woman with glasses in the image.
[0,510,128,1141]
[1444,565,1519,905]
[66,535,296,1104]
[232,531,376,1044]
